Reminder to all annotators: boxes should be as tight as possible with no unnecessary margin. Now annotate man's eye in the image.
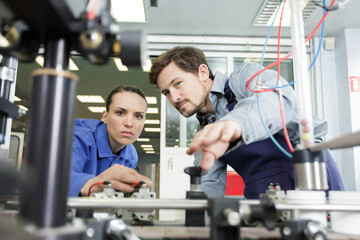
[136,115,144,120]
[116,111,124,116]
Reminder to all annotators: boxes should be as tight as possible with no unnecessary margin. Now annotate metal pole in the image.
[289,0,315,148]
[67,198,360,212]
[20,38,78,228]
[0,56,18,144]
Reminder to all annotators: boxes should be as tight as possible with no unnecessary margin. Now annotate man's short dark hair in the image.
[106,85,147,111]
[148,46,214,85]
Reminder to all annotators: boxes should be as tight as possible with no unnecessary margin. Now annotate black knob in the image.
[184,166,202,185]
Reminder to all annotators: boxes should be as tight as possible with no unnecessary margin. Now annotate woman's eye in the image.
[175,81,181,86]
[136,115,144,120]
[116,111,124,116]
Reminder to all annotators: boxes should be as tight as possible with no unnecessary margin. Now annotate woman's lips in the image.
[121,131,134,137]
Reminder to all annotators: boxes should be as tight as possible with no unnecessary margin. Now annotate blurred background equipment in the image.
[0,0,146,239]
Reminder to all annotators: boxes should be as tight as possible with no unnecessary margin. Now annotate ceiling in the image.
[9,0,360,156]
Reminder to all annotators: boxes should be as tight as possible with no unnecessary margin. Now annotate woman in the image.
[69,85,153,197]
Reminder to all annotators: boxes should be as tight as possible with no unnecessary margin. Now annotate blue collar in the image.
[96,123,113,158]
[95,123,136,161]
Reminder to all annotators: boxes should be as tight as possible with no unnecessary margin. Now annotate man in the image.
[70,85,152,197]
[148,46,344,199]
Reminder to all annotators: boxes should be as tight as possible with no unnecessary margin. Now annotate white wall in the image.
[315,29,360,191]
[159,147,194,221]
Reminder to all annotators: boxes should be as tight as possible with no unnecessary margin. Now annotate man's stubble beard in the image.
[178,92,207,118]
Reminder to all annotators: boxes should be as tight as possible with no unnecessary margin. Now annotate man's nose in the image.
[170,90,181,103]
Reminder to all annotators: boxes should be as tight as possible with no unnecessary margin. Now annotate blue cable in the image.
[269,81,295,90]
[256,0,293,158]
[308,0,326,71]
[259,0,282,68]
[254,0,327,158]
[268,0,326,90]
[257,97,293,158]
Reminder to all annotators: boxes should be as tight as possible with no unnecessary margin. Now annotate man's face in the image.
[103,92,147,151]
[157,62,207,118]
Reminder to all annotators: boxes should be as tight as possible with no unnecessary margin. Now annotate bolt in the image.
[18,108,27,117]
[223,208,241,226]
[86,228,95,238]
[283,227,292,236]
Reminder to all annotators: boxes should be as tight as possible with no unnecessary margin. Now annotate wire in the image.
[247,0,336,92]
[257,96,292,158]
[254,0,293,157]
[311,0,338,11]
[276,0,294,153]
[259,0,283,78]
[247,0,336,157]
[88,181,111,196]
[308,0,327,71]
[86,0,101,20]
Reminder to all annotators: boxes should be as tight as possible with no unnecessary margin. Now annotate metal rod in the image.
[0,56,17,144]
[20,38,78,228]
[275,203,360,212]
[67,198,360,212]
[289,0,315,148]
[68,198,209,210]
[310,131,360,152]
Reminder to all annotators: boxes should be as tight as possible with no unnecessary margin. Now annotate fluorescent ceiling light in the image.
[145,96,157,104]
[141,144,153,148]
[145,119,160,125]
[77,95,105,103]
[143,147,154,151]
[137,138,150,142]
[88,106,106,113]
[18,105,28,111]
[14,96,21,101]
[146,108,158,114]
[142,58,152,72]
[145,151,155,154]
[144,128,161,132]
[35,56,44,67]
[111,0,146,22]
[35,56,79,71]
[114,58,128,71]
[69,58,79,71]
[253,0,320,27]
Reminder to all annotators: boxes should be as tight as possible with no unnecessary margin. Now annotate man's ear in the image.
[102,110,108,123]
[198,64,210,82]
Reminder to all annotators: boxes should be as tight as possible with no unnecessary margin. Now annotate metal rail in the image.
[66,198,360,212]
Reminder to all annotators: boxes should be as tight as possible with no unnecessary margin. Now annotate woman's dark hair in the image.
[106,85,147,111]
[148,46,214,85]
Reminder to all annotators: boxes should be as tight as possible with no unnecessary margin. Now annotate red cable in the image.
[87,0,101,20]
[305,0,336,43]
[88,181,108,196]
[277,0,286,82]
[246,53,292,93]
[246,0,336,93]
[279,98,294,152]
[276,0,293,152]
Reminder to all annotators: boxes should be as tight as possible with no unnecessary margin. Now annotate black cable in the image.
[311,0,338,11]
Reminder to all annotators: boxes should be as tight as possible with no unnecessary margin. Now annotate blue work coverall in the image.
[195,62,344,199]
[69,119,138,197]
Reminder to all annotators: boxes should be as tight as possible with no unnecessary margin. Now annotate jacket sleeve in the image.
[219,62,297,145]
[194,151,227,198]
[69,133,96,197]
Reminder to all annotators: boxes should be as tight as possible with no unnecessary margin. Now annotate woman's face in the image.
[103,91,147,152]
